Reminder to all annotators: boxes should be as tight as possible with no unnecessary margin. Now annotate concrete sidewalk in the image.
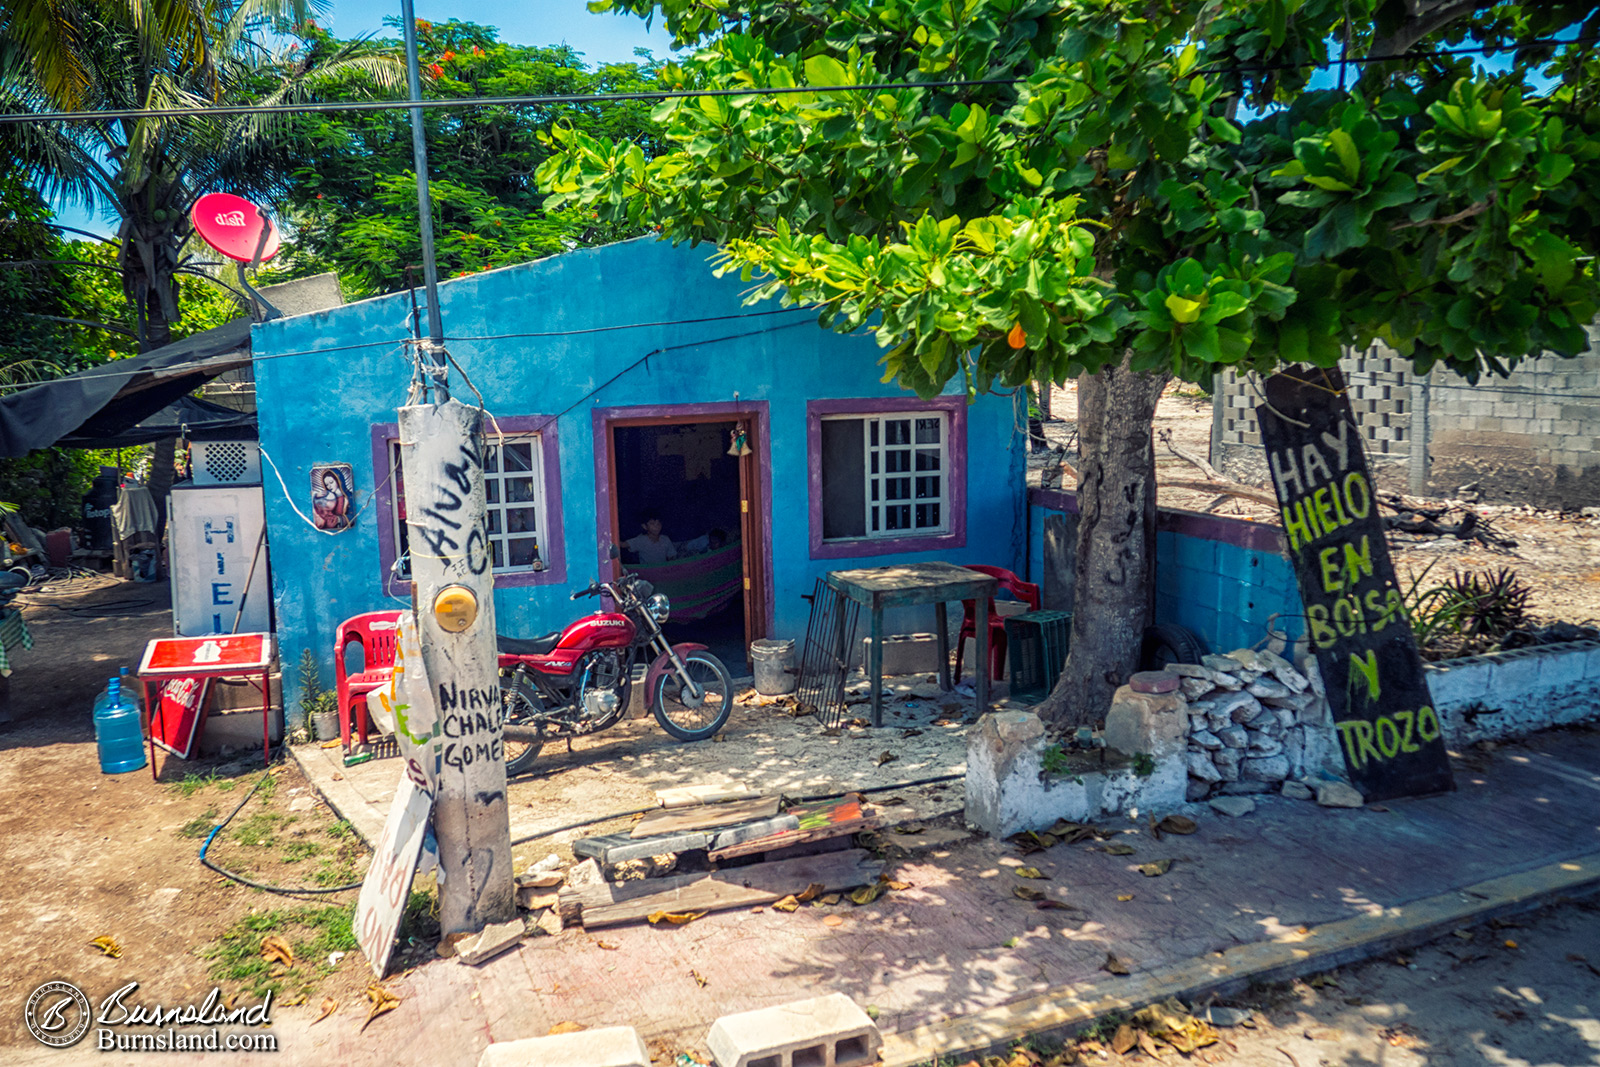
[276,725,1600,1067]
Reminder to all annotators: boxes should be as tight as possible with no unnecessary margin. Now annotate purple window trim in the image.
[370,415,567,593]
[591,401,775,636]
[806,395,968,560]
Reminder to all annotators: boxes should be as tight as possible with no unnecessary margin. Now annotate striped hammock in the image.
[629,542,744,622]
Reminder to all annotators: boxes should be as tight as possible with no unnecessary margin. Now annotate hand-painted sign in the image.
[151,676,210,759]
[355,774,433,978]
[1256,366,1454,802]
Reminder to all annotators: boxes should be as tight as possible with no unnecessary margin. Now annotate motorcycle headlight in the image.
[646,593,670,624]
[631,578,654,600]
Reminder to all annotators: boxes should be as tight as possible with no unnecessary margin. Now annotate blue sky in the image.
[50,1,672,238]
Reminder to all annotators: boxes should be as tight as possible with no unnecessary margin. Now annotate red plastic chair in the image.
[334,610,402,747]
[955,565,1040,682]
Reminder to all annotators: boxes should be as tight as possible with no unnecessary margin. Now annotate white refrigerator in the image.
[168,483,270,636]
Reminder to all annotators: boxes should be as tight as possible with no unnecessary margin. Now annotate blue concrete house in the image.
[253,238,1027,719]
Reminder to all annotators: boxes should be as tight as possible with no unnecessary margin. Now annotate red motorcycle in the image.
[496,571,734,774]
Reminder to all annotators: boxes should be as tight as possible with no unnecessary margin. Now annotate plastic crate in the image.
[1005,610,1073,703]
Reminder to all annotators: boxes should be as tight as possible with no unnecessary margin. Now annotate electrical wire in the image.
[198,754,369,896]
[506,772,964,847]
[3,33,1592,127]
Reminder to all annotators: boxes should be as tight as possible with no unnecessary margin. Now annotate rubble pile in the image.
[1174,647,1341,802]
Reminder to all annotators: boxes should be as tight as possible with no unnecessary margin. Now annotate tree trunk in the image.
[1035,353,1171,731]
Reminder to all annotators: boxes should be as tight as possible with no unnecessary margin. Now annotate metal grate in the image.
[794,578,861,729]
[1005,610,1073,704]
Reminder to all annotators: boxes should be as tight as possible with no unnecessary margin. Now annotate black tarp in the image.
[0,318,252,457]
[57,394,256,448]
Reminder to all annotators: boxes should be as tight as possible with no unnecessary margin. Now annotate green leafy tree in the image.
[541,0,1600,726]
[269,20,664,296]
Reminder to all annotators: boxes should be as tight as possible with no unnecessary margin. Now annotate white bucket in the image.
[750,638,797,696]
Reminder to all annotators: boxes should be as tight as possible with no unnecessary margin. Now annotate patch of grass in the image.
[1078,1010,1129,1044]
[280,841,322,863]
[255,773,278,804]
[202,903,359,1000]
[324,820,354,840]
[177,808,218,839]
[231,812,284,848]
[401,888,440,943]
[312,860,359,887]
[171,772,219,798]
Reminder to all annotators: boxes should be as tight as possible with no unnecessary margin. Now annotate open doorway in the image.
[601,411,767,669]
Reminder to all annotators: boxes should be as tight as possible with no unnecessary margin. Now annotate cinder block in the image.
[1537,645,1588,691]
[1486,651,1542,696]
[707,993,881,1067]
[478,1026,650,1067]
[1423,658,1491,709]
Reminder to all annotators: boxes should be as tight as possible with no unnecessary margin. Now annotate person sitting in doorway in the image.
[679,527,730,555]
[624,510,678,565]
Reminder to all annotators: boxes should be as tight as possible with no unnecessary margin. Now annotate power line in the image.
[1,32,1592,127]
[0,78,1020,125]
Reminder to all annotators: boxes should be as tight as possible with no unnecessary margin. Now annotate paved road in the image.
[1197,895,1600,1067]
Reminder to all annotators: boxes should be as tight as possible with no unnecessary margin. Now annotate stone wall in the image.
[1427,639,1600,745]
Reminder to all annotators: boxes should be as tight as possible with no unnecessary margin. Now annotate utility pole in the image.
[394,0,514,936]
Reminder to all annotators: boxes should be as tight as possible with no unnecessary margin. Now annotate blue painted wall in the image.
[253,238,1027,721]
[1026,492,1304,658]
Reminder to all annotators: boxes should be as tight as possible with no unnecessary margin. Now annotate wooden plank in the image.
[629,795,779,838]
[580,848,883,929]
[707,796,877,861]
[567,850,881,926]
[656,783,760,809]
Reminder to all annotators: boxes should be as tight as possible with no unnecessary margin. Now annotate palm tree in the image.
[0,0,403,350]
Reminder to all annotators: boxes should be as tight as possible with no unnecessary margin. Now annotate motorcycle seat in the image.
[497,631,562,657]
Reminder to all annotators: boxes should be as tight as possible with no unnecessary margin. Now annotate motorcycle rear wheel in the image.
[651,650,734,741]
[500,676,546,776]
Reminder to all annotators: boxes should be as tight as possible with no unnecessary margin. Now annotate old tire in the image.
[500,677,546,776]
[1141,623,1205,671]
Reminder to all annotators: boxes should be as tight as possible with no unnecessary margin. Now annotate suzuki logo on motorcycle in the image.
[591,620,627,627]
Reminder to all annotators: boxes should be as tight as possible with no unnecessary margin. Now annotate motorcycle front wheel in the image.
[651,650,734,742]
[500,676,546,776]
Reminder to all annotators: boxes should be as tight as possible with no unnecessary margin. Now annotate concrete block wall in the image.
[1425,640,1600,745]
[1213,325,1600,509]
[1029,489,1305,659]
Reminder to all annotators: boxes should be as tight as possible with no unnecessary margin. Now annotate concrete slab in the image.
[477,1026,649,1067]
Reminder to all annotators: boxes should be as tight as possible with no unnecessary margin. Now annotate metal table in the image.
[825,562,998,726]
[138,633,277,777]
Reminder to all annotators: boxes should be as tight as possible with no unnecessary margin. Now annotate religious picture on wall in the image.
[311,463,355,532]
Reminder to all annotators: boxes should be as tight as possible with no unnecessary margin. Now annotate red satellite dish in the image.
[190,192,281,264]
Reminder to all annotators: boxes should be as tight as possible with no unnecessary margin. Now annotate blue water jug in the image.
[95,677,147,774]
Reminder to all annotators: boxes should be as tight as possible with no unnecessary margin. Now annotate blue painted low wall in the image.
[253,238,1027,723]
[1027,488,1304,657]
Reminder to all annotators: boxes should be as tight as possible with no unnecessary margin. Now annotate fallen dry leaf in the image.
[823,915,844,927]
[1116,893,1134,902]
[876,751,898,766]
[260,935,294,967]
[1015,867,1049,879]
[89,935,122,959]
[312,997,338,1025]
[1013,886,1045,901]
[690,969,707,987]
[1138,1030,1164,1058]
[1452,928,1474,940]
[1138,858,1174,877]
[548,1021,585,1035]
[361,984,400,1032]
[773,895,800,913]
[1157,815,1198,835]
[885,879,912,891]
[820,893,841,905]
[1103,843,1137,856]
[849,882,885,906]
[1111,1024,1139,1054]
[595,940,619,950]
[1504,939,1519,949]
[646,911,705,926]
[749,906,764,914]
[1103,952,1131,975]
[796,883,826,904]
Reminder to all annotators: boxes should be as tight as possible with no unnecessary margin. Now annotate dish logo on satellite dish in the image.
[214,210,247,227]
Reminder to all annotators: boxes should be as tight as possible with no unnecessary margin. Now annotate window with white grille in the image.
[819,412,949,540]
[389,434,548,579]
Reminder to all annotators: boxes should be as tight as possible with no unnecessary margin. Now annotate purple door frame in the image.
[590,401,775,641]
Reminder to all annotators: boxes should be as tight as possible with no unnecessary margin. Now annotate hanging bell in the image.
[728,429,752,457]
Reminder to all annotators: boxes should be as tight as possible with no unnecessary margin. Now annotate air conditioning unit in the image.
[191,440,261,486]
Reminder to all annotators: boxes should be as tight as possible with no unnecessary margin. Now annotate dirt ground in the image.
[1039,381,1600,628]
[0,578,378,1054]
